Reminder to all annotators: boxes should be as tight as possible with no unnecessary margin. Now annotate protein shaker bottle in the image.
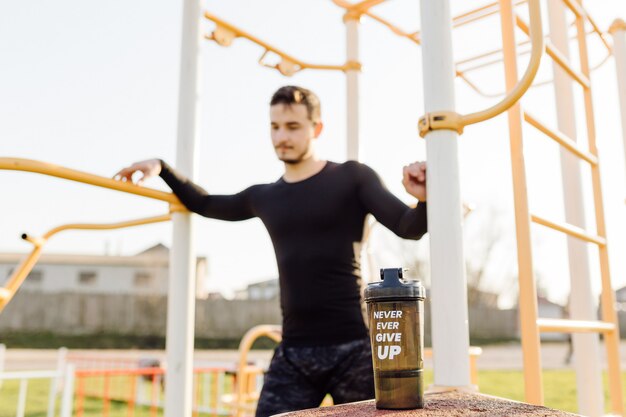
[364,268,425,409]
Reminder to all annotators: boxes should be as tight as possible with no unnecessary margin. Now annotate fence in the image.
[0,291,281,339]
[0,344,261,417]
[0,291,523,342]
[73,367,242,417]
[0,364,75,417]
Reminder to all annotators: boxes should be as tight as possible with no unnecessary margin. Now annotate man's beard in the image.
[277,146,310,164]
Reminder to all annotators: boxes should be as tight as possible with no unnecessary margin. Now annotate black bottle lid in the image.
[364,268,425,302]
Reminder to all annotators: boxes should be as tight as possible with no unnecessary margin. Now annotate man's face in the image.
[270,103,322,164]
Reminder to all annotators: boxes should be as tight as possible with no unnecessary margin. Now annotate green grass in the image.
[1,370,625,416]
[425,369,626,414]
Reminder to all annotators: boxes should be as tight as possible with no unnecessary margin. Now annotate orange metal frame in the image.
[74,367,228,417]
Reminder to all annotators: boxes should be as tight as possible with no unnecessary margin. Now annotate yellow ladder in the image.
[498,0,623,413]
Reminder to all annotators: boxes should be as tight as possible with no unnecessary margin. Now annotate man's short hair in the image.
[270,86,321,124]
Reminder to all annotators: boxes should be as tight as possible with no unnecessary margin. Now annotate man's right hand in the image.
[113,159,162,186]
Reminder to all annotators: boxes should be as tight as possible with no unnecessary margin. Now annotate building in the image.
[0,243,209,298]
[614,286,626,311]
[234,279,279,300]
[537,295,566,341]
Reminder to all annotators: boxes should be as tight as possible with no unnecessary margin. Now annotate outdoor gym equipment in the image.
[2,0,625,415]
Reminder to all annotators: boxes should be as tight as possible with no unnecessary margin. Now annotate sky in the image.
[1,0,625,305]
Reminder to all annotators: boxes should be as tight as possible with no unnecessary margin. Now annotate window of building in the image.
[26,270,43,283]
[78,271,97,285]
[134,272,153,287]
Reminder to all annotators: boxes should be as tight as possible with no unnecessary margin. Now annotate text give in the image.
[375,333,402,342]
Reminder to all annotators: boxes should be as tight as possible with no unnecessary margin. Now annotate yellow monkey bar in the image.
[203,12,361,77]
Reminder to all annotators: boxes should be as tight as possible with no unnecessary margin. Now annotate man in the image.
[115,86,428,417]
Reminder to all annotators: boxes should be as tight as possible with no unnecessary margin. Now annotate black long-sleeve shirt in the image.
[160,160,427,346]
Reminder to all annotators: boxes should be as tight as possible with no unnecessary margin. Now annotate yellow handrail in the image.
[233,325,282,417]
[418,0,543,137]
[523,111,598,165]
[35,214,174,242]
[536,318,616,334]
[203,12,360,76]
[530,214,606,246]
[514,16,590,89]
[0,158,181,206]
[0,214,173,312]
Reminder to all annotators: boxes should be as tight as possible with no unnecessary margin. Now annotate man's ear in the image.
[313,121,324,138]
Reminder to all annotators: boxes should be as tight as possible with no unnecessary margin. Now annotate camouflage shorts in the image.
[255,337,375,417]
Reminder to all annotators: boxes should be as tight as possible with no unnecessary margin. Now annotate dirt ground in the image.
[3,341,626,371]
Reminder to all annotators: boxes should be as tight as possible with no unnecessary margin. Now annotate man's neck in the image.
[282,157,327,183]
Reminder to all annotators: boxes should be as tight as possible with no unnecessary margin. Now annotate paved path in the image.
[3,341,626,371]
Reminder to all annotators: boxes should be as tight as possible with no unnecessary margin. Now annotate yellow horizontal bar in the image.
[458,29,606,75]
[456,71,504,98]
[457,38,532,68]
[544,40,590,88]
[523,112,598,165]
[530,214,606,246]
[0,158,180,205]
[204,12,357,74]
[515,16,590,89]
[332,0,419,42]
[452,1,501,28]
[364,11,420,44]
[41,214,172,240]
[537,318,616,334]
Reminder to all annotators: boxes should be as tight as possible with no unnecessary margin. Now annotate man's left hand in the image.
[402,161,427,202]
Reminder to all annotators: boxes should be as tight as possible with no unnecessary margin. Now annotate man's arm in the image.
[114,159,256,221]
[355,162,427,240]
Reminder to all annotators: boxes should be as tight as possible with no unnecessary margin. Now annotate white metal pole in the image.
[610,19,626,190]
[47,346,68,417]
[547,2,603,415]
[17,379,27,417]
[165,0,201,415]
[419,0,471,388]
[346,14,360,161]
[0,343,5,389]
[60,365,75,417]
